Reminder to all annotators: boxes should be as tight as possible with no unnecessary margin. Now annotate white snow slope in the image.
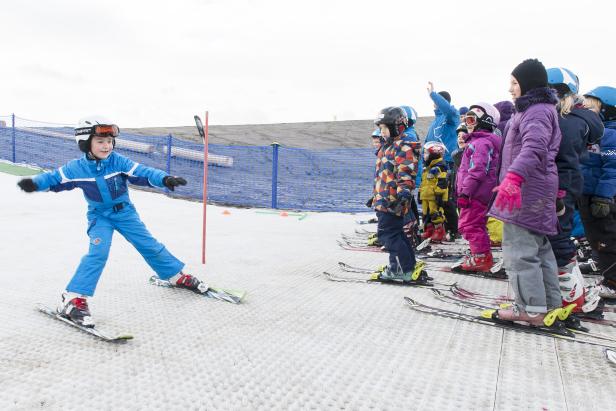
[1,170,615,410]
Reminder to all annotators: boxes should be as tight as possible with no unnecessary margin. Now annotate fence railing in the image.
[0,115,374,212]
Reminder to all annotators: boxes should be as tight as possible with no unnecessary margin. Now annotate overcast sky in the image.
[1,0,614,127]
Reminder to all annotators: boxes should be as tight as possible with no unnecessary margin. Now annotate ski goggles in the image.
[75,124,120,138]
[464,113,478,127]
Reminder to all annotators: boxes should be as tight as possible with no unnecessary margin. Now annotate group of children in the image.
[15,59,616,332]
[368,58,616,325]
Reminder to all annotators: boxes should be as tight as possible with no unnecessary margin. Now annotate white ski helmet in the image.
[468,102,500,131]
[74,115,119,153]
[423,141,447,162]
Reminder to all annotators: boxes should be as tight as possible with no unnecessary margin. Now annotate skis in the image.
[337,240,385,253]
[148,276,246,304]
[403,297,616,348]
[323,271,453,288]
[437,259,508,280]
[36,304,133,342]
[428,289,616,343]
[356,218,377,225]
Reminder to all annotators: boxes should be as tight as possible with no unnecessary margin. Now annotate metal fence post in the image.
[271,142,280,209]
[11,113,16,163]
[165,134,172,175]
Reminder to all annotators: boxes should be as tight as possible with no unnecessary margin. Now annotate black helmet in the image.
[374,106,408,138]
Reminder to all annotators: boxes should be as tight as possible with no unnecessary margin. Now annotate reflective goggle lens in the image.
[464,114,478,126]
[92,124,120,137]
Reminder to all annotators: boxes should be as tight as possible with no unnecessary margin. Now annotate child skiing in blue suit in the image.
[17,116,206,327]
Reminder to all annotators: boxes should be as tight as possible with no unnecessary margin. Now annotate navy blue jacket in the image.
[581,120,616,199]
[556,107,603,198]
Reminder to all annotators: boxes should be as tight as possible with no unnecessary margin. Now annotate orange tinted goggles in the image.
[91,124,120,137]
[464,114,478,127]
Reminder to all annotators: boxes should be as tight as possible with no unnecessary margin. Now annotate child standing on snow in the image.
[17,116,207,327]
[489,59,563,326]
[580,86,616,299]
[369,106,428,283]
[419,141,449,242]
[545,68,604,312]
[455,103,502,272]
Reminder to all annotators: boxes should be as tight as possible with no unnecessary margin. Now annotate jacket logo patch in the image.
[91,237,102,245]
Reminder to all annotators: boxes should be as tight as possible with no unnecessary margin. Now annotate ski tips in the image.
[605,348,616,365]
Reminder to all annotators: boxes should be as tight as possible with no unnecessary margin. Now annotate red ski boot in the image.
[430,224,446,242]
[461,253,494,272]
[421,224,434,240]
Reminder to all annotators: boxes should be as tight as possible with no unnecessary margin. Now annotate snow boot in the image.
[58,292,94,328]
[430,224,446,242]
[169,272,209,294]
[461,252,494,272]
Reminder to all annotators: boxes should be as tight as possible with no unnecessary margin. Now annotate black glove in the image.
[163,176,187,191]
[435,195,444,209]
[365,197,374,208]
[590,197,612,218]
[17,178,37,193]
[556,198,566,217]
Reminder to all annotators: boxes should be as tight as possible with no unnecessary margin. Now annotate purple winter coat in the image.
[494,101,514,136]
[488,87,562,235]
[456,130,501,205]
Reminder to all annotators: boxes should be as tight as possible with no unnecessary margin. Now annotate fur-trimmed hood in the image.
[514,87,558,112]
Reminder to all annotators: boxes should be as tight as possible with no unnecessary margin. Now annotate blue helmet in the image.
[584,86,616,107]
[399,105,418,126]
[584,86,616,121]
[371,128,381,137]
[547,67,579,95]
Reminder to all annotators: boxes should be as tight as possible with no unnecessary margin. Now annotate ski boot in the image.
[421,223,434,240]
[374,261,430,284]
[169,272,209,294]
[58,292,94,328]
[558,259,586,312]
[460,252,494,272]
[367,236,382,247]
[486,304,573,335]
[579,259,599,275]
[430,224,446,243]
[596,280,616,300]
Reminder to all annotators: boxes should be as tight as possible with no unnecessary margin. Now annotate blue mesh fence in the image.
[0,115,374,212]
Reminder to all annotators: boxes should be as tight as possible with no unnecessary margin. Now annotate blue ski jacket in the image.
[32,152,168,211]
[425,92,460,163]
[581,120,616,199]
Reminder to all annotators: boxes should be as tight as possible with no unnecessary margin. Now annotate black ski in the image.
[323,271,453,288]
[36,304,133,342]
[403,297,616,348]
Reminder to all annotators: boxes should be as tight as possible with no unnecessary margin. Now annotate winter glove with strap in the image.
[163,176,187,191]
[492,172,524,213]
[457,195,470,209]
[590,196,612,218]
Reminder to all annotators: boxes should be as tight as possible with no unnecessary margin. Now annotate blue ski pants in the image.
[66,203,184,296]
[377,211,417,273]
